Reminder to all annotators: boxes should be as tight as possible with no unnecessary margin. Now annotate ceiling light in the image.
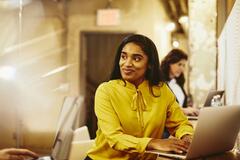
[166,22,176,32]
[172,40,180,48]
[179,16,189,24]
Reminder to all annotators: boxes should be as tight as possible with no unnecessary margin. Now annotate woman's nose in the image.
[180,66,185,72]
[125,58,133,66]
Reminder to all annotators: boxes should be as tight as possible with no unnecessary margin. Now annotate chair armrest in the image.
[73,126,90,141]
[68,140,94,160]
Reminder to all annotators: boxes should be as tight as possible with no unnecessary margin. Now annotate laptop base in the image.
[146,150,186,159]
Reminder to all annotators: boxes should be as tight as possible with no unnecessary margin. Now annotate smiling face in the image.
[169,59,187,79]
[119,42,149,86]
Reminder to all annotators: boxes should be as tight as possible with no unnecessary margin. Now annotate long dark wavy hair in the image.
[160,49,188,106]
[110,34,164,95]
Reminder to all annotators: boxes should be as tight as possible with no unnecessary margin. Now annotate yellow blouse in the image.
[87,80,193,160]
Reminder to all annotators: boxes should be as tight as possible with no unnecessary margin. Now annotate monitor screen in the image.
[51,96,84,160]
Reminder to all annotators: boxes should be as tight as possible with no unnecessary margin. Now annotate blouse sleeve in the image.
[164,85,194,138]
[94,83,152,153]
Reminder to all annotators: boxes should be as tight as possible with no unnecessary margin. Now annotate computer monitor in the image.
[52,96,83,160]
[35,96,84,160]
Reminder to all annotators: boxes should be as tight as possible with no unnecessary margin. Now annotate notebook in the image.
[33,96,83,160]
[187,90,225,120]
[146,105,240,159]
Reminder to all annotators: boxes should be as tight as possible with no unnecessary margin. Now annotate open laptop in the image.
[202,90,225,107]
[34,96,83,160]
[187,90,224,120]
[147,105,240,159]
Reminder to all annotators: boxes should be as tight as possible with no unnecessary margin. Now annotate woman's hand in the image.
[0,148,39,160]
[147,137,190,154]
[182,107,199,116]
[181,134,193,146]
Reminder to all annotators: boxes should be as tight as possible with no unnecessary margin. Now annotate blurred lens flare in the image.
[0,66,16,80]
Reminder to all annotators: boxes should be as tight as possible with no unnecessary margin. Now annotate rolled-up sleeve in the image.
[95,83,152,153]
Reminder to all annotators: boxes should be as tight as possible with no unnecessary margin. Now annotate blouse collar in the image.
[119,79,149,90]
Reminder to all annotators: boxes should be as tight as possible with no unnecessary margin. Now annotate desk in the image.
[156,151,240,160]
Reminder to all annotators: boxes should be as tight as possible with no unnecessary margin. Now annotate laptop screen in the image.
[203,90,224,107]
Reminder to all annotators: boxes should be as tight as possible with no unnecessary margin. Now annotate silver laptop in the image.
[147,106,240,159]
[203,90,224,107]
[34,96,83,160]
[187,90,225,120]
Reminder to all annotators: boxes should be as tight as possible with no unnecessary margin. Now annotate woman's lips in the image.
[122,68,134,74]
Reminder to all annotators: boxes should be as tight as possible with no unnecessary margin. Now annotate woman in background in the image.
[161,49,199,116]
[86,34,193,160]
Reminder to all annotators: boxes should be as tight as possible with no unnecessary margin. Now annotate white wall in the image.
[218,0,240,105]
[188,0,217,107]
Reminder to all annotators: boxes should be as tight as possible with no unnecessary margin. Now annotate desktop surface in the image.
[156,151,240,160]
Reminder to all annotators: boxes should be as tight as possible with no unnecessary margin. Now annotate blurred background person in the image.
[0,148,38,160]
[161,49,199,116]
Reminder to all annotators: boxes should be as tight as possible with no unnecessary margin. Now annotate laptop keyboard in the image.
[146,150,187,159]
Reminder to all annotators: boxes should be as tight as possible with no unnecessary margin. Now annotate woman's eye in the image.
[134,57,141,62]
[121,54,127,60]
[179,63,185,68]
[178,63,183,67]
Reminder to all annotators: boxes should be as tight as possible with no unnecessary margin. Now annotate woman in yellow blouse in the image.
[87,34,194,160]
